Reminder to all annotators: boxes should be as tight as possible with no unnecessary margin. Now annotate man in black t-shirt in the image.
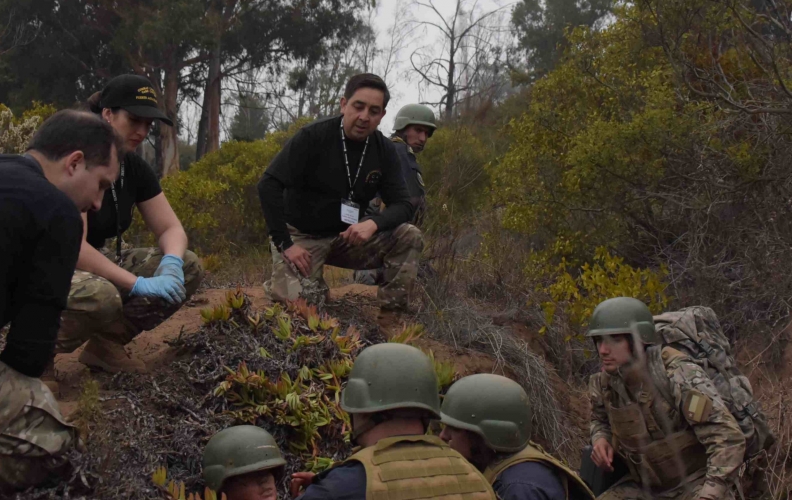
[0,110,120,492]
[258,73,422,313]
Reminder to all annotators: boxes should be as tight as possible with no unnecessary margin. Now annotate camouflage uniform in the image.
[269,223,422,309]
[354,135,427,286]
[590,347,746,500]
[0,361,78,492]
[56,248,204,353]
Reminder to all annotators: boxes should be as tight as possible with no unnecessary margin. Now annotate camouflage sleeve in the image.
[589,373,612,444]
[667,359,746,498]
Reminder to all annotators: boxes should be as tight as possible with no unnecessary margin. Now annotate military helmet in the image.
[202,425,286,492]
[393,104,437,137]
[440,374,531,453]
[586,297,660,345]
[341,343,441,418]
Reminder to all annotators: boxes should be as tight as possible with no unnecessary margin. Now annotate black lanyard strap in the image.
[340,120,368,199]
[110,161,125,264]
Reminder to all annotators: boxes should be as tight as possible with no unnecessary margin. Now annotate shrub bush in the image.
[130,120,309,256]
[0,101,55,154]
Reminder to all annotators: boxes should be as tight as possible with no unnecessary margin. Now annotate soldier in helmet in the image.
[354,104,436,286]
[290,343,496,500]
[203,425,286,500]
[439,374,594,500]
[587,297,745,499]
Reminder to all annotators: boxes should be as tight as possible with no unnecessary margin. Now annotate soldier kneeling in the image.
[203,425,286,500]
[439,374,594,500]
[587,297,746,499]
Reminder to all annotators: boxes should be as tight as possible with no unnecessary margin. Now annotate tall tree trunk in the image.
[196,42,222,160]
[207,49,221,154]
[160,65,180,176]
[445,41,456,121]
[195,87,210,160]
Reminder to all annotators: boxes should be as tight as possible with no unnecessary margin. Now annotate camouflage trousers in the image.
[56,248,204,353]
[0,361,78,492]
[597,476,736,500]
[269,224,423,309]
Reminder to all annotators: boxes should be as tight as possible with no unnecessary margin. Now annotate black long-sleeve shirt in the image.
[258,115,414,250]
[0,154,82,377]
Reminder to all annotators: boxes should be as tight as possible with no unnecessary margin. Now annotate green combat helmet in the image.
[341,343,441,418]
[202,425,287,492]
[586,297,660,346]
[393,104,437,137]
[440,374,531,453]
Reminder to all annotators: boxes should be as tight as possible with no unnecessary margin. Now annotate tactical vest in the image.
[483,442,595,499]
[599,347,709,492]
[342,435,496,500]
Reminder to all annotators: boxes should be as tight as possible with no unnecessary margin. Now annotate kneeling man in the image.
[258,73,421,313]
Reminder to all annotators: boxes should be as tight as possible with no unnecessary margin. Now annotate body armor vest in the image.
[600,347,709,492]
[483,442,595,499]
[342,435,496,500]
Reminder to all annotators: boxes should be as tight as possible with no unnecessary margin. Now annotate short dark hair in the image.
[27,110,121,168]
[344,73,390,108]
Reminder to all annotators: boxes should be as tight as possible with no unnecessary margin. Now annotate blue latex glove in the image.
[154,254,185,285]
[130,275,186,304]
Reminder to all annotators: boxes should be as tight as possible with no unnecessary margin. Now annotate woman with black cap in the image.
[50,74,204,375]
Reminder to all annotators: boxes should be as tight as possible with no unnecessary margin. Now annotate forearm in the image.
[76,241,137,291]
[157,224,188,258]
[258,174,292,250]
[369,201,414,232]
[589,374,613,443]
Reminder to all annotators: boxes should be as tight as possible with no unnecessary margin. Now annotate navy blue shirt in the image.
[297,462,366,500]
[493,461,567,500]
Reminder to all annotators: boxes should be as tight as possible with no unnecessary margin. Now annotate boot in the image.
[40,362,59,395]
[78,338,147,373]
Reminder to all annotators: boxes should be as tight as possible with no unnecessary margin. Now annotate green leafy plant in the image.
[214,303,362,455]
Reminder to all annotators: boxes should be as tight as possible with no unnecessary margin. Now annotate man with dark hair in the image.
[0,109,120,492]
[258,73,422,319]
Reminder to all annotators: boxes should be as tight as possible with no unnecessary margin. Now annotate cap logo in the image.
[136,86,158,104]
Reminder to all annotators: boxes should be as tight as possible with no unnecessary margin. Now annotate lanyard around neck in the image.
[110,161,125,263]
[340,120,368,199]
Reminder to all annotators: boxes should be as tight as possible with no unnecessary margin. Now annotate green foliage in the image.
[492,10,699,255]
[214,299,363,455]
[512,0,613,79]
[420,126,493,226]
[152,465,225,500]
[536,247,669,336]
[72,377,101,437]
[388,324,457,390]
[133,120,309,255]
[0,102,52,154]
[230,94,269,142]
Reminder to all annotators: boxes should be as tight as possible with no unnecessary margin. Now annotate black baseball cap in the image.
[99,74,173,126]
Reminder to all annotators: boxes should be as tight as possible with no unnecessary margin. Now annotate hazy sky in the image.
[368,0,510,132]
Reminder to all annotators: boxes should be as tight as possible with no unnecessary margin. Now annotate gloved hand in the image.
[130,275,186,304]
[154,254,185,285]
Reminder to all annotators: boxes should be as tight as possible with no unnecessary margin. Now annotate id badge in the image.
[341,199,360,224]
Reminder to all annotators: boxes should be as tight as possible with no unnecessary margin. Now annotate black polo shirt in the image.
[86,151,161,249]
[258,115,413,250]
[0,154,82,377]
